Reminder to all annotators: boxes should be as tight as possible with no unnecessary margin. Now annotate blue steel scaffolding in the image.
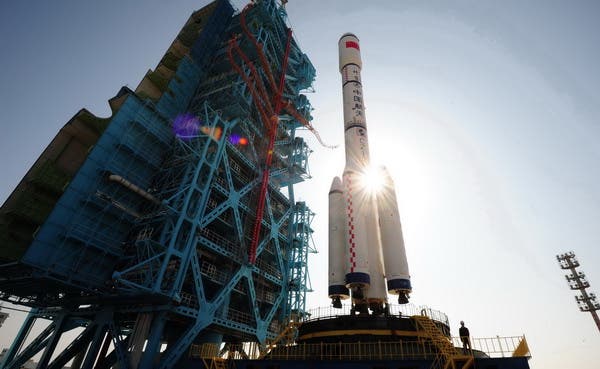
[0,1,318,368]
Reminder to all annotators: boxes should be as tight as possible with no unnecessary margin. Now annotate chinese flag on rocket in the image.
[345,41,359,50]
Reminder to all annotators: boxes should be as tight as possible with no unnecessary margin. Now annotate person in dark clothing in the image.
[459,321,471,354]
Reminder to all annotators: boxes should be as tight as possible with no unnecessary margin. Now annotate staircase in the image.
[201,357,228,369]
[412,315,474,369]
[213,358,228,369]
[258,320,301,359]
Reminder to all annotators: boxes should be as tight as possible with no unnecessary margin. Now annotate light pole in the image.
[557,252,600,332]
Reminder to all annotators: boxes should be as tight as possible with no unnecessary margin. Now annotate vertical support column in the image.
[128,313,153,369]
[138,312,168,369]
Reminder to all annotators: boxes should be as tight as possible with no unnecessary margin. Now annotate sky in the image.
[1,1,600,368]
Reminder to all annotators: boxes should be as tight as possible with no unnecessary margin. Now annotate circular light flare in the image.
[228,134,249,146]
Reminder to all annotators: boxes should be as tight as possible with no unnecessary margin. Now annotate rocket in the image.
[328,33,412,310]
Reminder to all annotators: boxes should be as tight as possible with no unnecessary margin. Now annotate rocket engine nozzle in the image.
[397,292,410,305]
[332,296,342,309]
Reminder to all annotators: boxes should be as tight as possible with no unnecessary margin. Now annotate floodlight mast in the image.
[557,251,600,333]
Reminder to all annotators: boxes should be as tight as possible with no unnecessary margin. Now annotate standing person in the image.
[459,321,472,354]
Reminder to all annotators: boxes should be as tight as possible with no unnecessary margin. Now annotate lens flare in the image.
[173,113,247,145]
[200,126,223,141]
[172,113,200,140]
[228,133,249,146]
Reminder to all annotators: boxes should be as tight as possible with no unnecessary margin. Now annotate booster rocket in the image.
[328,33,412,310]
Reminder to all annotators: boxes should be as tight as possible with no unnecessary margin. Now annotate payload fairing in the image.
[328,33,412,311]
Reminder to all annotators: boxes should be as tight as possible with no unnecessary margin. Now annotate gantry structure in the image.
[0,1,319,368]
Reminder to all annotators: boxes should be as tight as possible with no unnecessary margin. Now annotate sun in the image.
[360,165,385,194]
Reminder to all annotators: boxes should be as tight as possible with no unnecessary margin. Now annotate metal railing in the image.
[302,304,450,327]
[189,335,530,361]
[265,341,434,361]
[451,335,530,358]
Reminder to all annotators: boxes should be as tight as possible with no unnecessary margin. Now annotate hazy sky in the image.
[1,1,599,368]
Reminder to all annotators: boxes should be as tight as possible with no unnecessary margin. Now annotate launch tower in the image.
[0,1,319,368]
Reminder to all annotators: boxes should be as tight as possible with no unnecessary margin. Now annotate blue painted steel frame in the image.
[2,1,319,368]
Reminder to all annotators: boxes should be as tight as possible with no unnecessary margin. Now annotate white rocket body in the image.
[377,166,411,301]
[339,34,369,172]
[328,176,349,305]
[365,198,387,305]
[328,33,412,309]
[339,33,371,289]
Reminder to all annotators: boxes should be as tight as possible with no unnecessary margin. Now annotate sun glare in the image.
[361,165,384,193]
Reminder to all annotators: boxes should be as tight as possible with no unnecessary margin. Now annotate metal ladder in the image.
[412,315,474,369]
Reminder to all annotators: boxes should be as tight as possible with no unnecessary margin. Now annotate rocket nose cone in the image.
[338,32,362,71]
[330,176,343,192]
[339,32,359,43]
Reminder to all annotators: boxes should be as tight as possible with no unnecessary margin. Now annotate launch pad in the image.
[254,304,509,367]
[297,305,451,344]
[186,302,531,368]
